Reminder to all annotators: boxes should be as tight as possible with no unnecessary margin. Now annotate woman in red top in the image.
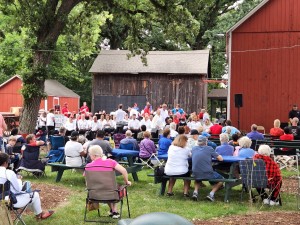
[254,144,282,206]
[269,119,284,137]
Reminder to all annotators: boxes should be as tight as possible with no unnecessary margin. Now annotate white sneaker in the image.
[263,199,270,205]
[269,200,280,206]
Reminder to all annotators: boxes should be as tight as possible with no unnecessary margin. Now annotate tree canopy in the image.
[0,0,262,133]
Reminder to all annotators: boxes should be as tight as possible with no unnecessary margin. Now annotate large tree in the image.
[0,0,197,133]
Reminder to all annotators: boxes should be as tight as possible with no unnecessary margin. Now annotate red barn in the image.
[0,75,80,113]
[227,0,300,133]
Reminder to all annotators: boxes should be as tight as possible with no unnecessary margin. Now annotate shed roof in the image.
[0,75,79,98]
[208,89,228,99]
[45,80,79,98]
[89,50,210,75]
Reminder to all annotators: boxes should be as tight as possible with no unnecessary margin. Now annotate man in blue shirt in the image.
[192,135,224,202]
[246,124,264,140]
[158,128,172,155]
[215,133,234,156]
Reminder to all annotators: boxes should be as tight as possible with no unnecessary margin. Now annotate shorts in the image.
[167,171,191,177]
[195,171,224,185]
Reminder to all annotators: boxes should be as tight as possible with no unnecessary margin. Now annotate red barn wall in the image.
[0,77,23,112]
[0,77,79,114]
[229,0,300,133]
[41,97,79,113]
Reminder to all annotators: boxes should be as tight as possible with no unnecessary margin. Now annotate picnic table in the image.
[150,155,244,202]
[48,149,143,182]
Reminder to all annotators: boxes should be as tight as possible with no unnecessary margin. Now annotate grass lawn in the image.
[19,166,299,225]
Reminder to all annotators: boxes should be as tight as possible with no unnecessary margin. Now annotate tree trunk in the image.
[19,91,44,134]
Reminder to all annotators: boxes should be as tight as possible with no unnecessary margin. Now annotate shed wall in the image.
[92,73,207,113]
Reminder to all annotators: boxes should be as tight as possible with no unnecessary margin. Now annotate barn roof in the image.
[227,0,269,33]
[89,50,210,76]
[0,75,79,98]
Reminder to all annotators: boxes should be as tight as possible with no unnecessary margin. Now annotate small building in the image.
[227,0,300,132]
[89,50,211,113]
[208,88,227,119]
[0,75,80,113]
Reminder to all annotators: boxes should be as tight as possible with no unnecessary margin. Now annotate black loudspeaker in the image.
[235,94,243,107]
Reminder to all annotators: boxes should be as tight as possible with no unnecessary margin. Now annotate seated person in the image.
[169,122,178,139]
[209,119,223,136]
[237,136,256,158]
[221,120,240,136]
[229,134,239,147]
[137,125,147,140]
[84,145,131,219]
[187,129,199,151]
[192,135,224,201]
[119,130,139,150]
[215,133,234,156]
[10,128,26,153]
[254,145,282,206]
[87,130,113,160]
[139,131,156,160]
[64,131,86,167]
[164,135,191,197]
[158,128,172,155]
[270,119,284,138]
[18,134,46,174]
[0,153,54,219]
[280,126,294,141]
[290,117,300,140]
[247,124,264,140]
[5,136,20,173]
[279,126,294,152]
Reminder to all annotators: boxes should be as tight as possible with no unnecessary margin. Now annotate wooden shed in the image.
[227,0,300,132]
[0,75,80,113]
[89,50,211,113]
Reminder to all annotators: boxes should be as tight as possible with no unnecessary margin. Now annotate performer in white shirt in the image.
[128,113,140,138]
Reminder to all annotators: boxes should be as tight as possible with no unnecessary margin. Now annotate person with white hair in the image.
[215,133,234,156]
[119,130,139,150]
[253,145,282,206]
[85,145,131,218]
[169,122,178,138]
[237,136,255,158]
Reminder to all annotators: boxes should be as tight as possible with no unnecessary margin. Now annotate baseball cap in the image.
[71,131,79,137]
[198,135,208,143]
[190,129,199,135]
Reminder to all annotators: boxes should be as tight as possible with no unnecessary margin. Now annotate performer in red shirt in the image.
[80,102,89,114]
[61,102,70,116]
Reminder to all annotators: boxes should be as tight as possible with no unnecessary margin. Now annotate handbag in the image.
[154,165,165,177]
[87,201,99,211]
[0,201,13,225]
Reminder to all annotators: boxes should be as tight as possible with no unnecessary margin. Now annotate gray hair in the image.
[170,122,177,130]
[238,136,252,148]
[125,130,132,137]
[258,144,271,156]
[89,145,104,157]
[219,133,229,143]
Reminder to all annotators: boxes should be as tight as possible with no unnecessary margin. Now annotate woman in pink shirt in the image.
[0,113,7,151]
[84,146,131,219]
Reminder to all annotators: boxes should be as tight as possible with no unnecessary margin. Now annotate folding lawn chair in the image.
[17,145,47,178]
[239,159,282,206]
[0,180,35,225]
[84,168,130,223]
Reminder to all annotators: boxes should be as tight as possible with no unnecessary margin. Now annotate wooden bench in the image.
[255,139,300,155]
[148,174,240,202]
[48,162,143,182]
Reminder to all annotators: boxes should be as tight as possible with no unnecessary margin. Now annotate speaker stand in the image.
[237,106,240,130]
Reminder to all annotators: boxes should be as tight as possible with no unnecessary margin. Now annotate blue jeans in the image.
[0,137,3,152]
[209,172,224,185]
